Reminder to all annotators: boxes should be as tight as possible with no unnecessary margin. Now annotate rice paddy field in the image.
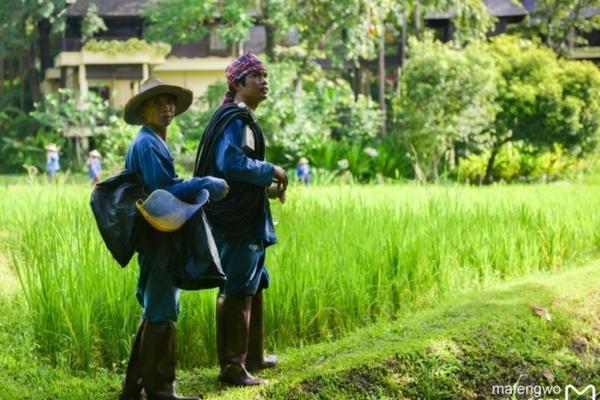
[1,181,599,375]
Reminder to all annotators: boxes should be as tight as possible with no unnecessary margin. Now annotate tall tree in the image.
[483,35,600,183]
[143,0,290,60]
[0,0,68,108]
[394,35,497,181]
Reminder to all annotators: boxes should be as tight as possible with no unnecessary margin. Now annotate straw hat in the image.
[124,77,193,125]
[89,149,101,158]
[45,143,59,152]
[298,157,309,165]
[136,189,209,232]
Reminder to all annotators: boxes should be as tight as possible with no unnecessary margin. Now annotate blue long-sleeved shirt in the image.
[88,158,101,179]
[46,153,59,174]
[209,118,277,245]
[125,126,223,202]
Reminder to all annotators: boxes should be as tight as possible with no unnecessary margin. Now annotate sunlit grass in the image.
[2,182,599,371]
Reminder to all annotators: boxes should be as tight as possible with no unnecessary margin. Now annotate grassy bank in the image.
[1,256,598,399]
[2,183,600,371]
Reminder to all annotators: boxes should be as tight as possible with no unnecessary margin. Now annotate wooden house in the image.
[424,0,529,42]
[40,0,268,108]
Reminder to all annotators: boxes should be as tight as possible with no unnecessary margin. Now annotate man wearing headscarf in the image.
[194,53,287,386]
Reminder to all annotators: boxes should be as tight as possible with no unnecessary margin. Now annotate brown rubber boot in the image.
[216,294,266,386]
[139,321,201,400]
[246,291,278,372]
[119,320,146,400]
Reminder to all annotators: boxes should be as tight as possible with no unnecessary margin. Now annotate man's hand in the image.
[277,190,286,204]
[201,176,229,201]
[217,181,230,201]
[273,165,288,191]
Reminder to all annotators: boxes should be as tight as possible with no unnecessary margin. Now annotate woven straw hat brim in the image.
[124,84,193,125]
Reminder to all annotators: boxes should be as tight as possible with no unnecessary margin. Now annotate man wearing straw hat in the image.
[194,53,287,386]
[119,77,229,400]
[87,149,102,186]
[45,143,60,183]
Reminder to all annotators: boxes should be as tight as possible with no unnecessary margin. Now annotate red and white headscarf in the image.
[221,53,268,105]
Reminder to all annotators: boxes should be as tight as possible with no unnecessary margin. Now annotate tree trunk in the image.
[483,145,500,185]
[351,63,361,101]
[400,11,406,68]
[265,23,276,61]
[7,55,14,97]
[28,42,40,105]
[0,53,4,100]
[378,27,386,138]
[414,1,421,39]
[19,50,25,110]
[363,68,371,99]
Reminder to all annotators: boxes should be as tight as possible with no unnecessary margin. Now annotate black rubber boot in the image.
[246,291,278,372]
[140,321,201,400]
[216,294,266,386]
[119,320,146,400]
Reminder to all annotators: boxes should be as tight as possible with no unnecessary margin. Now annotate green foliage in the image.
[83,38,171,57]
[28,89,185,174]
[179,60,384,172]
[143,0,257,50]
[31,89,110,135]
[450,0,496,45]
[0,107,42,173]
[557,58,600,154]
[482,36,600,182]
[515,0,600,52]
[307,139,412,182]
[456,143,588,184]
[90,116,138,174]
[258,60,384,167]
[81,3,107,41]
[488,36,573,147]
[143,0,215,45]
[392,34,600,183]
[393,34,497,181]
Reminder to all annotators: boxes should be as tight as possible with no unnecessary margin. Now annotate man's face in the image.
[235,71,269,104]
[139,94,176,128]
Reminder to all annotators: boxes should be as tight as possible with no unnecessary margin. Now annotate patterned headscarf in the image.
[221,53,268,105]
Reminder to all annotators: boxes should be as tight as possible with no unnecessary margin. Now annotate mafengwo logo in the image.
[565,384,596,400]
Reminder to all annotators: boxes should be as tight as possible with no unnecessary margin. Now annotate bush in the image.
[0,107,42,173]
[258,60,382,168]
[392,34,497,182]
[455,142,587,184]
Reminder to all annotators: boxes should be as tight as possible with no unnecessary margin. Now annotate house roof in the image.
[517,1,598,17]
[65,0,148,17]
[426,0,527,20]
[484,0,528,17]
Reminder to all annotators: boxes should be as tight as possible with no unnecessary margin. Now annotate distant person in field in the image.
[194,53,287,386]
[87,149,102,186]
[119,77,228,400]
[296,157,311,185]
[45,143,60,183]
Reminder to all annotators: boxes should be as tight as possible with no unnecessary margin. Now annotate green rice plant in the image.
[2,183,599,371]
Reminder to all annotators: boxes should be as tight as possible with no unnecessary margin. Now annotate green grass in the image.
[0,254,598,399]
[0,172,90,186]
[2,182,600,372]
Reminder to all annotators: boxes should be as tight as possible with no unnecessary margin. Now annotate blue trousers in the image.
[214,235,270,296]
[136,254,180,323]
